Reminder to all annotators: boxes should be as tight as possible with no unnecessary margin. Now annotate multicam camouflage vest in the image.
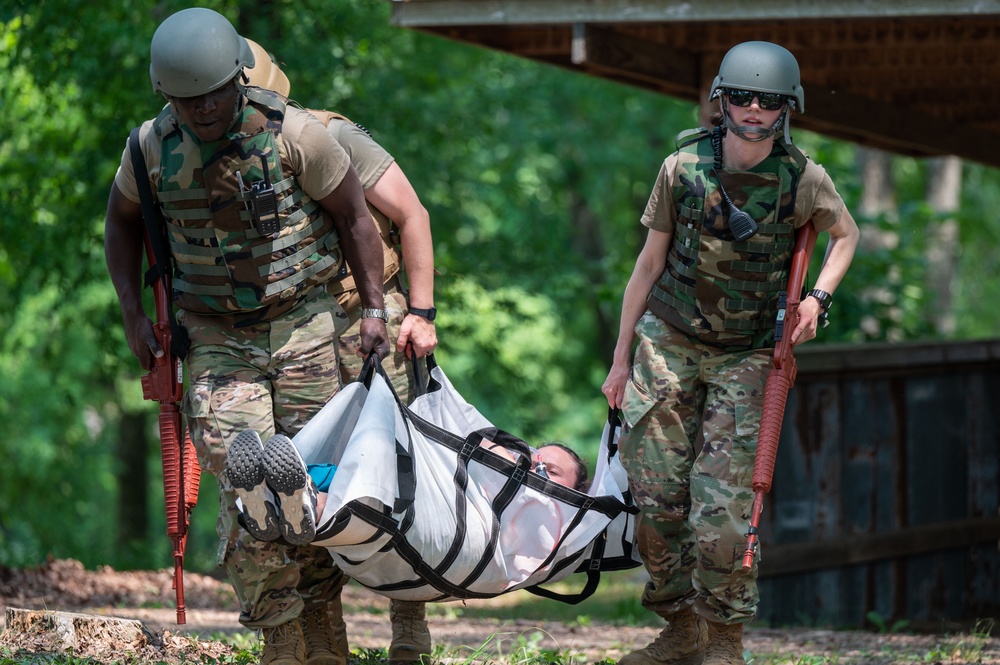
[306,109,404,313]
[153,87,342,321]
[646,128,805,349]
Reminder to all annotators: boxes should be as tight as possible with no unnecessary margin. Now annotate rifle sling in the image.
[128,127,191,358]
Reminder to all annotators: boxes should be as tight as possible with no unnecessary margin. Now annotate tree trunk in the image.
[116,410,150,550]
[855,147,900,339]
[924,156,962,337]
[569,189,616,361]
[857,147,897,247]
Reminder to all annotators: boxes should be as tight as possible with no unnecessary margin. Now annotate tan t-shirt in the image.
[327,118,394,191]
[640,148,845,234]
[114,105,352,204]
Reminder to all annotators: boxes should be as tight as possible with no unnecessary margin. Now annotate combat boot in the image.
[388,600,433,664]
[618,607,707,665]
[300,600,349,665]
[261,619,306,665]
[703,622,745,665]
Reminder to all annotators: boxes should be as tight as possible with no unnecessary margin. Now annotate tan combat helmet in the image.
[244,39,291,97]
[149,7,255,98]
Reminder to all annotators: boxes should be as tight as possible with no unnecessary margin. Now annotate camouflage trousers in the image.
[619,311,771,624]
[179,290,349,630]
[338,281,417,404]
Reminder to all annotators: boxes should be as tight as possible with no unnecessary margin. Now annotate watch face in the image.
[809,290,831,311]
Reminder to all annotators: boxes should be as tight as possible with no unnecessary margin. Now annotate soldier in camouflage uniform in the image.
[104,9,390,665]
[602,42,860,665]
[245,41,438,665]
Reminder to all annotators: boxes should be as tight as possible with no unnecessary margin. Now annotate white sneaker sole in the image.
[227,429,281,542]
[262,434,317,546]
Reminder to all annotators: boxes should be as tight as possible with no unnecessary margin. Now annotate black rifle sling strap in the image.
[128,126,191,358]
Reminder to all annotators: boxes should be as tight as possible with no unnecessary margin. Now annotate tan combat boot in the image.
[703,622,745,665]
[618,608,708,665]
[388,599,433,664]
[300,600,349,665]
[261,619,306,665]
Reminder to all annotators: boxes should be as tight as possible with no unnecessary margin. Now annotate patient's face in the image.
[536,446,580,490]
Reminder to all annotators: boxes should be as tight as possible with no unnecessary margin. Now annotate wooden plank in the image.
[389,0,1000,27]
[570,23,699,94]
[796,339,1000,377]
[798,86,1000,167]
[965,371,1000,612]
[759,517,1000,578]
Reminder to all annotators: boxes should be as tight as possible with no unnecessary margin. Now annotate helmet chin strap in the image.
[229,76,248,130]
[721,99,789,143]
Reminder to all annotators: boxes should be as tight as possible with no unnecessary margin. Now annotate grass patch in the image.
[438,569,656,627]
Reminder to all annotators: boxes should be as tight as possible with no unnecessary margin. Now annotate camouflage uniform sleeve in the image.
[639,158,677,234]
[113,119,159,204]
[328,119,395,191]
[283,107,353,200]
[795,159,846,233]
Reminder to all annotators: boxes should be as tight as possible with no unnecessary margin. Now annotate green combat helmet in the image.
[149,7,255,98]
[709,41,804,143]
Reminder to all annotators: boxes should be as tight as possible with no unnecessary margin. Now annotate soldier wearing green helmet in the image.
[710,40,805,144]
[602,41,860,665]
[244,38,439,665]
[104,7,390,665]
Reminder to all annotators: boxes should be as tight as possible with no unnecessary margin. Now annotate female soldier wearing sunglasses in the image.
[602,42,860,665]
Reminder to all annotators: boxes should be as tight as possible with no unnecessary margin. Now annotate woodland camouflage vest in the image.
[153,87,342,322]
[646,129,805,349]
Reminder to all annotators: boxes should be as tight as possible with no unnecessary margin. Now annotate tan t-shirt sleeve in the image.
[794,159,846,232]
[328,119,394,191]
[280,107,353,200]
[639,157,677,234]
[113,119,160,204]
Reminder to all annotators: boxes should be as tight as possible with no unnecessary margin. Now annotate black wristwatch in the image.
[807,289,832,328]
[409,306,437,322]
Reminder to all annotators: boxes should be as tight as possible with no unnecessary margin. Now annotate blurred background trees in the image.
[1,0,997,573]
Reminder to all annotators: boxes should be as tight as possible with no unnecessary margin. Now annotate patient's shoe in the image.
[227,429,281,542]
[263,434,318,546]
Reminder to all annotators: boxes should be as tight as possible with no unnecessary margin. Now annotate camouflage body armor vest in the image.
[306,108,404,312]
[154,87,342,322]
[646,128,805,350]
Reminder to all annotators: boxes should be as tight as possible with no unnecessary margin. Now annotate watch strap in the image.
[409,306,437,322]
[807,289,833,312]
[361,308,389,323]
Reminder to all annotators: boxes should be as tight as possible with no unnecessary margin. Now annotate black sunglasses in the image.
[725,88,787,111]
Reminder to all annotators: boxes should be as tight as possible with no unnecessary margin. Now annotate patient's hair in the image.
[539,442,590,493]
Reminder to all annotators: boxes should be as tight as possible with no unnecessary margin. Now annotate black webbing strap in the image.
[127,127,190,358]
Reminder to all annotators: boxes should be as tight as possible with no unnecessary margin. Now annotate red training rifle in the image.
[741,221,818,571]
[139,232,201,624]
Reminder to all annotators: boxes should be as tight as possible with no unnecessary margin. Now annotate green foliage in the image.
[2,0,1000,584]
[865,610,910,634]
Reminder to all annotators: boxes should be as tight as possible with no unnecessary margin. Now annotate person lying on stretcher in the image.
[226,429,589,545]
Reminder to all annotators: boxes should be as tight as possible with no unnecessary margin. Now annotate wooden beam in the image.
[797,86,1000,165]
[796,338,1000,377]
[759,516,1000,578]
[390,0,1000,27]
[570,23,699,95]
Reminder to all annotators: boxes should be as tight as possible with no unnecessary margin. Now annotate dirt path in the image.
[2,559,998,664]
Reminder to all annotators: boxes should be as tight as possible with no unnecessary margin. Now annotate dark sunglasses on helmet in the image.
[725,88,787,111]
